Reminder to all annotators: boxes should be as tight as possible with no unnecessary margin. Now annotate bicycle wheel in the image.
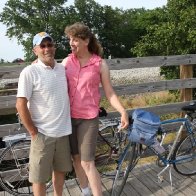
[95,126,127,176]
[173,132,196,176]
[0,139,52,195]
[111,142,137,196]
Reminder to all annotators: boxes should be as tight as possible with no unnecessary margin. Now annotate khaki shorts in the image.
[69,117,99,161]
[29,132,72,183]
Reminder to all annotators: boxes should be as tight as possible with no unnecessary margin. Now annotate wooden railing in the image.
[0,54,196,139]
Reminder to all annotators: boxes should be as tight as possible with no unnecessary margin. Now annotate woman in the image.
[62,22,129,196]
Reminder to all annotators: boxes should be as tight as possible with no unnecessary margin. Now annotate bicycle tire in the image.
[111,142,137,196]
[173,132,196,176]
[0,139,52,195]
[95,125,127,176]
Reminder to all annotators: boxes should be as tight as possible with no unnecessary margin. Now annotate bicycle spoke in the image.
[173,133,196,176]
[95,124,127,176]
[0,140,33,195]
[111,142,137,196]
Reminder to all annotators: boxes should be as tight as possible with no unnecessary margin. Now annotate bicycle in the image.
[0,114,52,195]
[111,102,196,196]
[95,107,128,176]
[0,109,126,194]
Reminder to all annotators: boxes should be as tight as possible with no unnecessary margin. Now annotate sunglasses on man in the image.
[39,43,54,49]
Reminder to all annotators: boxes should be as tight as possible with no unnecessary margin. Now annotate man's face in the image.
[33,38,56,65]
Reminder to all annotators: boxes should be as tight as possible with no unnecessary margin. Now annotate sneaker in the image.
[81,193,91,196]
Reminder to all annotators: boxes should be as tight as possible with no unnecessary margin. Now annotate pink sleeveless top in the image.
[64,53,102,119]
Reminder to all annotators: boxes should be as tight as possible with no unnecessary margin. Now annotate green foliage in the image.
[71,1,149,58]
[0,0,149,60]
[132,0,196,57]
[0,0,76,61]
[0,59,5,64]
[131,0,196,79]
[131,0,196,98]
[160,66,180,79]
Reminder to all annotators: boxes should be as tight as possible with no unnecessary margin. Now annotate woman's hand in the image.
[120,111,129,129]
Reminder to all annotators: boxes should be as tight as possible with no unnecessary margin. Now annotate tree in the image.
[73,0,149,58]
[0,0,151,60]
[0,58,5,64]
[0,0,77,61]
[132,0,196,57]
[132,0,196,98]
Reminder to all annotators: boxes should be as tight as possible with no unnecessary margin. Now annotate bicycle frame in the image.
[98,118,121,153]
[155,115,195,165]
[111,105,196,195]
[149,115,196,189]
[2,134,30,174]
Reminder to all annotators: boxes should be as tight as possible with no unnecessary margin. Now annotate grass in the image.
[101,91,180,119]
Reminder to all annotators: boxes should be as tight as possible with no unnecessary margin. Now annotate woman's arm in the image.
[100,59,129,129]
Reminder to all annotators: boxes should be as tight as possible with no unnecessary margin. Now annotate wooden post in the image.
[180,64,193,138]
[180,64,193,102]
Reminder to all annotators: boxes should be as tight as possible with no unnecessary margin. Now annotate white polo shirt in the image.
[17,59,71,137]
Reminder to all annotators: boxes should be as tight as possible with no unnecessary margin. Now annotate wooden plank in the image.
[126,173,156,195]
[122,180,140,196]
[100,177,113,196]
[0,95,192,116]
[107,101,194,118]
[0,123,26,137]
[2,77,196,98]
[138,164,169,196]
[0,163,195,195]
[65,179,81,195]
[120,167,142,195]
[147,164,191,195]
[106,54,196,70]
[0,54,196,77]
[46,185,55,196]
[0,99,16,108]
[109,78,196,96]
[143,164,181,195]
[0,107,16,115]
[62,182,71,196]
[135,166,168,196]
[171,164,196,192]
[0,95,16,101]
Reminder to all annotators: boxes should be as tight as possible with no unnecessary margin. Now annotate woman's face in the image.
[68,35,89,55]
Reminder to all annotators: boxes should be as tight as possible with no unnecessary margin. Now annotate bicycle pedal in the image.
[157,175,164,183]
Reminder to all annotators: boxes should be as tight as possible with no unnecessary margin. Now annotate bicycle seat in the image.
[99,107,108,117]
[3,133,27,142]
[181,102,196,112]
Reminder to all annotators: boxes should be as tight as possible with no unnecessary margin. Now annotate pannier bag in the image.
[128,109,161,146]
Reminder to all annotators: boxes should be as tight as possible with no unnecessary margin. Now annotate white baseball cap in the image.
[33,32,53,46]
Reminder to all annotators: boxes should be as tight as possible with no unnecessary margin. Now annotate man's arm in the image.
[16,97,38,139]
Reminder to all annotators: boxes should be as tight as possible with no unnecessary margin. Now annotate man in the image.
[16,32,72,196]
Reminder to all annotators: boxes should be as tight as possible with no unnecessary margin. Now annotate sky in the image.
[0,0,167,62]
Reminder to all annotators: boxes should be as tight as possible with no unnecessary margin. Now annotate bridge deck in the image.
[0,163,195,195]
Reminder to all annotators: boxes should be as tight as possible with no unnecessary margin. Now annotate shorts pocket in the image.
[31,132,40,143]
